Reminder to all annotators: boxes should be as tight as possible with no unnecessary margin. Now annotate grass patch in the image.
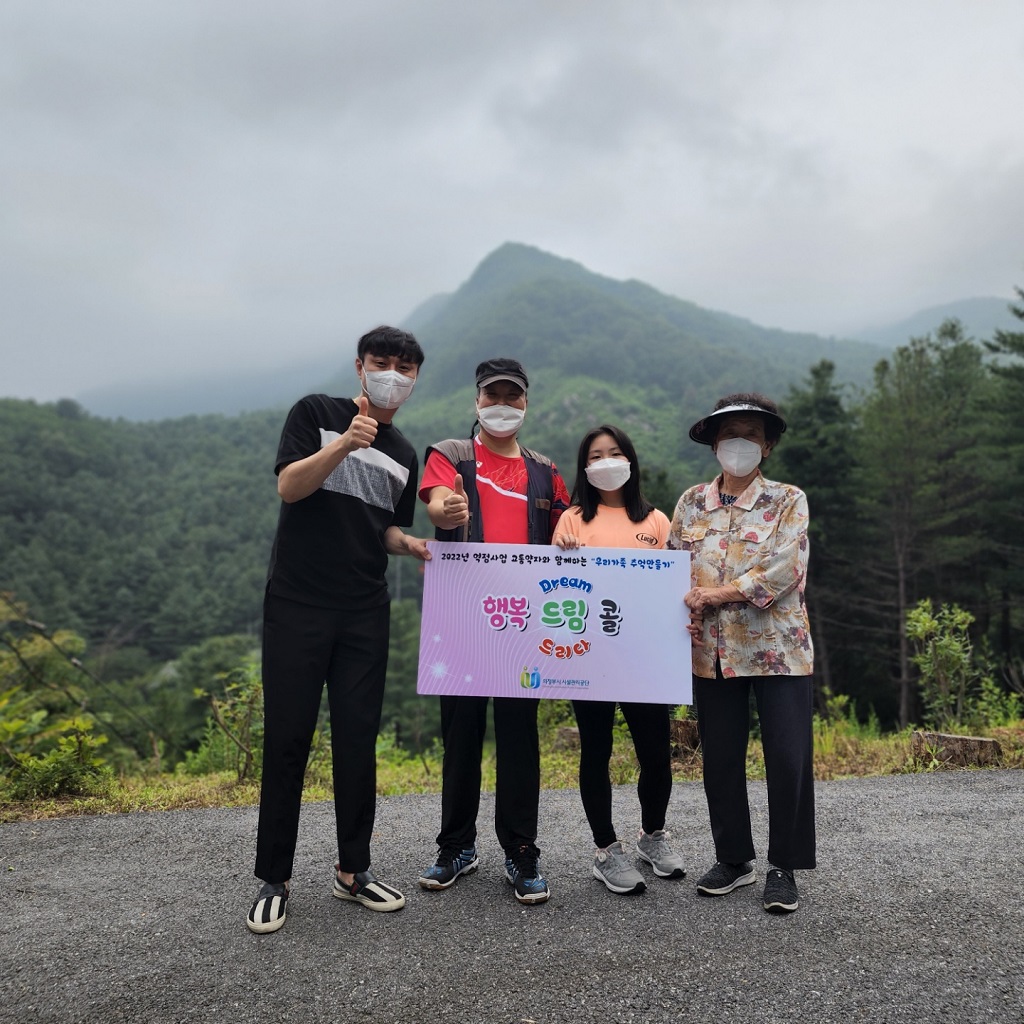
[1,771,261,823]
[3,721,1021,824]
[986,725,1024,768]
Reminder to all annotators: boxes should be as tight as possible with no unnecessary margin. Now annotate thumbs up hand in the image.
[343,395,377,452]
[443,472,470,526]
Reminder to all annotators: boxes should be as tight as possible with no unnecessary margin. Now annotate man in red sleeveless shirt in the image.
[417,358,569,904]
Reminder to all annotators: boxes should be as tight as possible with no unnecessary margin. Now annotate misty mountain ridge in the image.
[849,296,1019,349]
[73,241,1007,422]
[382,242,881,405]
[75,359,326,423]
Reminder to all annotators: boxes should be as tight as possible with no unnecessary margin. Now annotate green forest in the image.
[1,250,1022,801]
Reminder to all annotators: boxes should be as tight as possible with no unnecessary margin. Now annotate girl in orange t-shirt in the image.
[553,424,685,895]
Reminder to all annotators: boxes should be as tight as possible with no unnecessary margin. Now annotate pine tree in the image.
[983,287,1024,677]
[854,322,990,726]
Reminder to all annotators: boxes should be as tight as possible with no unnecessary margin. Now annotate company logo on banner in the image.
[519,668,541,689]
[417,543,692,705]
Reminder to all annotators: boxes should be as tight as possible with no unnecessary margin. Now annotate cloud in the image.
[1,0,1022,400]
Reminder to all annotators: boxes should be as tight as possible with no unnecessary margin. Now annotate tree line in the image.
[1,295,1022,776]
[771,297,1023,726]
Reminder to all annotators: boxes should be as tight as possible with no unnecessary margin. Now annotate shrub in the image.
[179,663,264,782]
[7,718,112,799]
[907,600,1022,731]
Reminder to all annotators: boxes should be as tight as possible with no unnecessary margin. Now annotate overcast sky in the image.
[2,0,1023,402]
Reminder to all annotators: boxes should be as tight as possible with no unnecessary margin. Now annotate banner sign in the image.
[417,542,692,704]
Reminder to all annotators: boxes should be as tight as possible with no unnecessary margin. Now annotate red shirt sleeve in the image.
[419,449,456,503]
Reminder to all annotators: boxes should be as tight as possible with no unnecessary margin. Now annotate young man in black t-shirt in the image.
[247,325,431,934]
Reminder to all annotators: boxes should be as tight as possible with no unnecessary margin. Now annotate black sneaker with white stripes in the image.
[246,881,289,934]
[332,866,406,912]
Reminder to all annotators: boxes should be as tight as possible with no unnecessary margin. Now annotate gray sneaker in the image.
[593,841,647,894]
[636,829,687,879]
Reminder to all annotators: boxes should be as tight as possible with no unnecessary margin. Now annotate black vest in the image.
[426,438,558,546]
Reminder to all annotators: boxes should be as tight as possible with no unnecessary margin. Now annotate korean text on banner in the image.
[417,542,692,704]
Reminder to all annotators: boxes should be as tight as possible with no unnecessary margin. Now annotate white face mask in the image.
[361,368,416,410]
[585,458,631,492]
[715,437,763,477]
[477,403,525,438]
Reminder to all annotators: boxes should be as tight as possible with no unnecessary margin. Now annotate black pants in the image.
[694,671,816,871]
[255,593,390,884]
[572,700,673,849]
[436,695,540,854]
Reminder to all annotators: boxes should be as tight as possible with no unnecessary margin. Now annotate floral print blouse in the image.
[668,471,814,679]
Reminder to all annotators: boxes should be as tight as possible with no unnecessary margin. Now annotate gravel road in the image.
[2,770,1021,1024]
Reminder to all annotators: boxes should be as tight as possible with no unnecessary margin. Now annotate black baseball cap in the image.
[475,358,529,392]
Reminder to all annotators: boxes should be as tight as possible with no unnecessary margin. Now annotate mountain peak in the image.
[462,242,594,297]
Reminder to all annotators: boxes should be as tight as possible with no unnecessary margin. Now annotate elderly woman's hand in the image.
[684,585,746,614]
[686,607,704,647]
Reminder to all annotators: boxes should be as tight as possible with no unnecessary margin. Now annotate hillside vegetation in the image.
[2,250,1022,804]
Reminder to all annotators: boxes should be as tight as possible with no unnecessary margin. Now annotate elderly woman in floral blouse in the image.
[669,392,815,915]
